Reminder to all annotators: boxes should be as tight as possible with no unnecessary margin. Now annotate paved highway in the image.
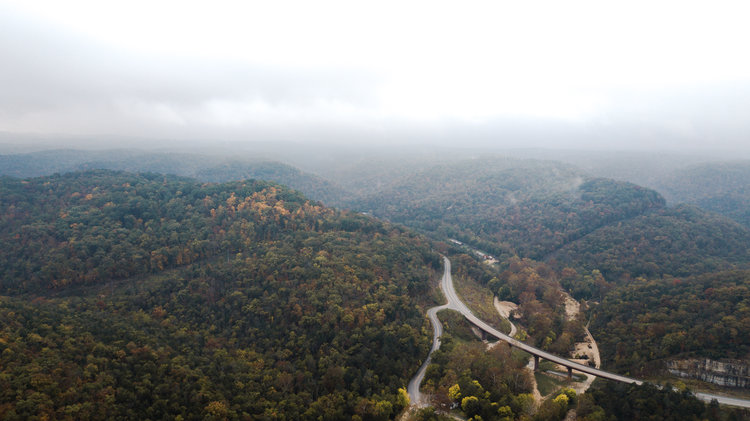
[695,392,750,409]
[426,256,750,409]
[439,256,643,385]
[406,303,448,407]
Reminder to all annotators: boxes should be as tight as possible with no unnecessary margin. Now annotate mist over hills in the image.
[348,156,669,260]
[4,146,749,281]
[552,204,750,281]
[656,161,750,228]
[2,145,750,419]
[4,144,750,229]
[329,152,750,382]
[0,149,350,206]
[4,0,750,416]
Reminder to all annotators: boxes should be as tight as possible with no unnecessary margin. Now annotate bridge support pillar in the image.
[533,355,539,371]
[567,367,573,381]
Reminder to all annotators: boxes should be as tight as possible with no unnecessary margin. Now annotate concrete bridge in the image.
[439,256,642,384]
[409,256,750,408]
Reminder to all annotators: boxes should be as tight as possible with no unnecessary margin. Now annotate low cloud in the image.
[2,2,750,151]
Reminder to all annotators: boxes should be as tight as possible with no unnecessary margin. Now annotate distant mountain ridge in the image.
[656,160,750,228]
[551,204,750,281]
[350,156,667,259]
[0,149,350,206]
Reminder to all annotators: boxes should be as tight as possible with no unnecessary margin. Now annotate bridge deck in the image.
[440,256,642,384]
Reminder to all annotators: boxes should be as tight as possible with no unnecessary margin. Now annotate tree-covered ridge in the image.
[352,157,665,260]
[551,205,750,282]
[351,157,583,229]
[0,170,338,292]
[0,149,350,205]
[492,258,586,353]
[577,382,748,421]
[0,170,439,419]
[591,270,750,375]
[478,177,664,259]
[422,331,536,420]
[347,156,750,384]
[656,160,750,228]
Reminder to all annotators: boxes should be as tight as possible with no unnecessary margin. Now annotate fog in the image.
[2,1,750,152]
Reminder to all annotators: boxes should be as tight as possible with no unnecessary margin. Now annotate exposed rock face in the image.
[667,359,750,388]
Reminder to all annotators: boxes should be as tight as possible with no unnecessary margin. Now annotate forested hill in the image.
[552,204,750,281]
[349,156,750,381]
[516,151,750,229]
[655,161,750,228]
[0,149,349,206]
[0,170,438,419]
[591,269,750,375]
[351,157,666,259]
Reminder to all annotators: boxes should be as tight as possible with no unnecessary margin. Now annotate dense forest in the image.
[0,170,439,419]
[0,150,349,206]
[0,170,351,293]
[577,382,748,421]
[5,149,750,234]
[347,156,750,377]
[551,205,750,281]
[497,150,750,228]
[591,270,750,375]
[656,161,750,228]
[351,157,666,260]
[409,284,748,421]
[419,311,536,420]
[5,148,750,232]
[3,149,750,419]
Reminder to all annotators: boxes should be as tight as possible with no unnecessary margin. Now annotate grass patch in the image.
[535,372,567,396]
[534,360,586,396]
[437,309,482,343]
[511,348,532,366]
[404,407,455,421]
[452,273,512,335]
[538,360,557,371]
[570,372,587,382]
[548,370,586,382]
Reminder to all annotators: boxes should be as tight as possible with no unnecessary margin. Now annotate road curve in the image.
[438,256,641,384]
[407,256,473,407]
[438,256,750,409]
[407,303,449,406]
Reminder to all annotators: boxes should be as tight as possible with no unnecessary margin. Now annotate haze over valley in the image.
[2,2,750,420]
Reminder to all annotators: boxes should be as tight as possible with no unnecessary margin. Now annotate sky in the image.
[2,0,750,150]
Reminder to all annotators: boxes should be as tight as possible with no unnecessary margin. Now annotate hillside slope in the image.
[0,149,350,206]
[551,204,750,281]
[349,156,750,379]
[0,170,437,420]
[656,161,750,228]
[352,157,665,259]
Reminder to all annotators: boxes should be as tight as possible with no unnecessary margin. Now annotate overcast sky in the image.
[2,0,750,150]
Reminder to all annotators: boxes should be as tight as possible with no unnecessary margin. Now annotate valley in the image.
[4,3,750,418]
[1,148,749,420]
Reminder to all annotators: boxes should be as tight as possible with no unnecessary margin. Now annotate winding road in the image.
[408,256,750,409]
[439,257,643,384]
[406,257,476,406]
[407,303,449,407]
